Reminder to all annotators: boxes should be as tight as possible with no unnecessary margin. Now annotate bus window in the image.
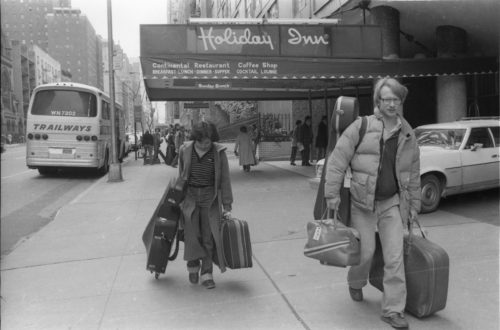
[102,101,110,119]
[31,90,97,117]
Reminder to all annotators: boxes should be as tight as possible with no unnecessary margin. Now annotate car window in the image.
[415,128,465,150]
[465,127,494,149]
[489,127,499,146]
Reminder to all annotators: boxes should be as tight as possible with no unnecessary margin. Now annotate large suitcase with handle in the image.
[369,221,449,318]
[142,179,184,278]
[221,217,253,269]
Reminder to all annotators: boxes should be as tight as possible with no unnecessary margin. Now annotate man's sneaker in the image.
[188,272,199,284]
[290,162,296,166]
[381,314,409,329]
[201,279,216,289]
[348,287,363,301]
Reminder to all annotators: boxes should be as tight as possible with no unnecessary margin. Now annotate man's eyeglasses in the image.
[380,98,402,106]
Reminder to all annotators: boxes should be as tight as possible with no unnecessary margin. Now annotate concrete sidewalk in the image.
[1,153,498,330]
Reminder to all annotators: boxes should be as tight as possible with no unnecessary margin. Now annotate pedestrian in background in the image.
[250,124,260,161]
[152,128,163,164]
[165,128,176,165]
[142,130,154,165]
[178,121,233,289]
[299,116,313,166]
[324,77,420,329]
[234,126,256,172]
[290,120,302,166]
[171,126,186,168]
[315,115,328,162]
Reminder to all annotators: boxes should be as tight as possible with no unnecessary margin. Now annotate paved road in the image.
[1,145,105,254]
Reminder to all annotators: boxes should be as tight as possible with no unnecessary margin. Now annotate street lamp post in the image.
[107,0,123,182]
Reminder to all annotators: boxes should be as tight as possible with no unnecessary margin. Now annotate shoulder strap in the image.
[355,116,367,151]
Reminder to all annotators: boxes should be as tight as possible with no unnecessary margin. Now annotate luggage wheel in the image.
[155,272,159,279]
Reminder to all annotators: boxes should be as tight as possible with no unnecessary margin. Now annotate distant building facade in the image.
[33,44,61,85]
[46,7,103,89]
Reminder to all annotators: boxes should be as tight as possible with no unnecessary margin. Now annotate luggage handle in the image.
[406,218,427,254]
[320,207,341,229]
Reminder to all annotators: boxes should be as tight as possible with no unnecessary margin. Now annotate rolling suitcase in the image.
[221,217,253,269]
[369,221,449,318]
[142,179,184,279]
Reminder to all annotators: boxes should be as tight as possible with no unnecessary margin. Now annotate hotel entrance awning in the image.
[140,24,498,101]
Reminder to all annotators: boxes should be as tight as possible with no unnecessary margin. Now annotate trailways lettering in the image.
[33,124,91,132]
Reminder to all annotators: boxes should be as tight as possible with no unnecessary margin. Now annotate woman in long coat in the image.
[178,121,233,289]
[234,126,256,172]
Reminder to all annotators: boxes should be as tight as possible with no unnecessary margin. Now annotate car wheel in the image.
[420,174,442,213]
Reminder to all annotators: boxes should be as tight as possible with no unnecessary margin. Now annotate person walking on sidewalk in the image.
[152,128,164,164]
[315,115,328,162]
[142,130,154,165]
[234,126,256,172]
[290,120,302,166]
[170,126,186,168]
[178,121,233,289]
[324,77,420,329]
[299,116,313,166]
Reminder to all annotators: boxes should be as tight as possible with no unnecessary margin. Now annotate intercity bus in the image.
[26,82,126,175]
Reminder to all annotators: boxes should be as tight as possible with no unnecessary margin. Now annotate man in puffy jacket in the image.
[324,77,420,329]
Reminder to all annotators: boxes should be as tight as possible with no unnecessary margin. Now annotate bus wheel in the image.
[38,167,57,176]
[99,151,110,175]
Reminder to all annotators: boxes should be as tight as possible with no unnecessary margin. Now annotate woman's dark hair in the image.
[295,120,302,125]
[240,126,248,133]
[190,121,220,142]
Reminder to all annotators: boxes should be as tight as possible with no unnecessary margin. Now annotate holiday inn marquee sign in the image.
[140,24,383,80]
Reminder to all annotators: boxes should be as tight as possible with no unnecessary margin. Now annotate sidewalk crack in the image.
[253,253,311,330]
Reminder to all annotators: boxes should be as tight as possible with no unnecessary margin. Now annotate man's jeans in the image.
[348,196,406,316]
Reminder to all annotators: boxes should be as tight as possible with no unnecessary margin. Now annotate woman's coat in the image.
[178,141,233,273]
[234,132,256,166]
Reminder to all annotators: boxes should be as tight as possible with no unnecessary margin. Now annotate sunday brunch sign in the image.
[140,24,382,79]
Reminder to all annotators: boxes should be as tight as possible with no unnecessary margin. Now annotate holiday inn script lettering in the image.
[140,24,382,80]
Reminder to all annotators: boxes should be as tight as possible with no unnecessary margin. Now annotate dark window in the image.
[31,90,97,117]
[465,127,494,149]
[489,126,499,146]
[101,100,110,119]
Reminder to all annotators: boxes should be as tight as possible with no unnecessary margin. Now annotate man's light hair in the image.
[373,77,408,106]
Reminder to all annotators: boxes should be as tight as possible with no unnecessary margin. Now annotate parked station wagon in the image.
[310,117,500,213]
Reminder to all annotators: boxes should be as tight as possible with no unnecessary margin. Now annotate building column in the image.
[436,25,468,122]
[369,6,400,59]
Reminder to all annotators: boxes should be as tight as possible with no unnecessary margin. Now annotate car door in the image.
[461,127,499,189]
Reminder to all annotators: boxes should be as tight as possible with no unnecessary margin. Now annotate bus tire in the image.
[38,167,57,176]
[99,151,110,175]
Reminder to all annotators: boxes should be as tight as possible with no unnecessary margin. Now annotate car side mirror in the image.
[471,143,483,151]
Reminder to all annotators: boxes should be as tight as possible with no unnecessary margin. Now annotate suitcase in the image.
[143,216,179,278]
[221,217,253,269]
[142,180,183,279]
[369,223,449,318]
